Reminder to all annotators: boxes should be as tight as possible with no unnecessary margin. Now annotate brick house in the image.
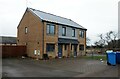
[17,8,87,59]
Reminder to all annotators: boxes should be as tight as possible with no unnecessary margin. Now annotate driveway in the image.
[2,57,119,77]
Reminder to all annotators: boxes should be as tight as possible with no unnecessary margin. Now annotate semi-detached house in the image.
[17,8,87,59]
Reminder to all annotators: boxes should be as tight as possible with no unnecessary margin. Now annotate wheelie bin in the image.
[106,52,116,66]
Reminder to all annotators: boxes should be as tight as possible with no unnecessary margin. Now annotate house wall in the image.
[58,25,86,56]
[58,25,78,39]
[43,22,58,58]
[77,29,86,55]
[62,44,69,57]
[17,9,43,59]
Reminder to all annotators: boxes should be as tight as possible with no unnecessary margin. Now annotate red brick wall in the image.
[1,45,26,58]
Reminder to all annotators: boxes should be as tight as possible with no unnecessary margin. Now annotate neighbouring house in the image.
[17,8,87,59]
[0,36,26,58]
[0,36,17,45]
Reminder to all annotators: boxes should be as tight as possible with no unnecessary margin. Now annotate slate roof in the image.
[28,8,87,30]
[0,36,17,44]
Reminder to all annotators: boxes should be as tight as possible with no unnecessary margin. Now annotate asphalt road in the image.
[2,57,119,77]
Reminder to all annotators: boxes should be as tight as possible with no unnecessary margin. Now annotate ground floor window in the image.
[79,44,84,50]
[46,44,55,52]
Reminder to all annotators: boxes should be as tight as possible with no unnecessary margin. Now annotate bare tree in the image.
[93,34,106,53]
[86,37,90,46]
[98,34,106,48]
[94,41,100,48]
[105,31,118,48]
[94,31,118,53]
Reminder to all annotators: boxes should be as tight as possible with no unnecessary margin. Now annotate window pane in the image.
[50,25,54,34]
[47,25,50,34]
[80,30,84,38]
[72,29,73,36]
[62,28,65,35]
[72,29,75,37]
[82,31,84,38]
[80,31,81,37]
[62,27,66,36]
[46,44,55,52]
[47,24,55,34]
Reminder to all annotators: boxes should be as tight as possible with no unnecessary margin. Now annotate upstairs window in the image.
[72,29,75,37]
[47,24,55,35]
[80,30,84,38]
[25,27,28,34]
[62,27,66,36]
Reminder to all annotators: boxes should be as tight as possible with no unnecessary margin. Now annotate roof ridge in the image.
[29,8,74,22]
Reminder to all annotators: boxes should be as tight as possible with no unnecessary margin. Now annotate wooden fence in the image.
[1,45,26,58]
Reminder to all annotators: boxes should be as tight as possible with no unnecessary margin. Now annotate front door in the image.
[74,45,77,57]
[58,44,62,58]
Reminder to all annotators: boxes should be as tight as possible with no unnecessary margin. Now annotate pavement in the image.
[2,57,119,77]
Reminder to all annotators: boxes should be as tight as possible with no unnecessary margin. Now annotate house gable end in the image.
[17,8,42,29]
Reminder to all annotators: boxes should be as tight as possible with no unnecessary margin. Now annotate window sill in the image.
[47,34,55,36]
[62,35,66,36]
[46,51,55,53]
[79,37,84,38]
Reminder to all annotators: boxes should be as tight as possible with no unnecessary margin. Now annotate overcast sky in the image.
[0,0,119,45]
